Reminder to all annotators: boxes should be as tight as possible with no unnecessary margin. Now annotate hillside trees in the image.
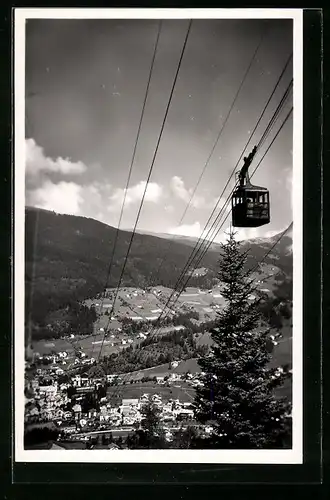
[126,402,167,449]
[24,207,220,339]
[171,425,199,449]
[194,230,292,449]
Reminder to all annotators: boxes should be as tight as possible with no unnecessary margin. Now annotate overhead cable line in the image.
[146,27,272,291]
[184,81,294,272]
[64,67,294,379]
[97,20,193,361]
[148,105,293,339]
[108,214,294,399]
[153,80,293,322]
[174,79,293,295]
[139,52,292,319]
[148,66,293,307]
[90,21,163,358]
[186,105,294,287]
[168,105,293,306]
[62,216,294,378]
[107,101,294,388]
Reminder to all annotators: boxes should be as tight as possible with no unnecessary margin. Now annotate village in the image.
[24,273,286,449]
[24,348,215,449]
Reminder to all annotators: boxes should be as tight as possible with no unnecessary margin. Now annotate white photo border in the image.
[14,7,303,464]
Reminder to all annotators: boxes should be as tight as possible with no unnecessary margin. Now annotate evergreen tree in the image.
[194,230,292,449]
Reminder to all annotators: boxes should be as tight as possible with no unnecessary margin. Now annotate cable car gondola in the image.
[231,146,270,228]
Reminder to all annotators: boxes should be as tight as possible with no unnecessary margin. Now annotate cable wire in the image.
[97,20,193,361]
[152,82,293,326]
[89,21,163,359]
[185,102,294,280]
[146,27,273,291]
[152,105,294,333]
[108,105,294,396]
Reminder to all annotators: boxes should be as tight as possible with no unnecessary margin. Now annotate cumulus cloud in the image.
[108,180,163,209]
[27,180,83,215]
[170,176,190,202]
[170,176,212,209]
[26,174,164,226]
[26,138,87,176]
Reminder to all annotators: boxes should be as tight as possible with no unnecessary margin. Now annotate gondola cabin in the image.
[232,183,270,228]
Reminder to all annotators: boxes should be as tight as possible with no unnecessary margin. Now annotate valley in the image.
[27,207,293,375]
[24,208,293,449]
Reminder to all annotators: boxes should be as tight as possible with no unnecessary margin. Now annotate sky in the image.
[25,17,293,242]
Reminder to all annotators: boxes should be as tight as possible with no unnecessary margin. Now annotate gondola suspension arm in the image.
[238,145,257,186]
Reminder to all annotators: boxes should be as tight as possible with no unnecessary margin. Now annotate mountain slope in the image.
[25,207,220,326]
[136,224,293,275]
[135,229,222,251]
[25,207,292,333]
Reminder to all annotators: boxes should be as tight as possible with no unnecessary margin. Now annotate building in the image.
[72,403,82,421]
[71,375,82,387]
[121,398,139,407]
[39,384,58,396]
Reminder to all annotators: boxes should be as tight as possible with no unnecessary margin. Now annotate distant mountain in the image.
[137,223,293,276]
[25,207,292,335]
[135,229,222,252]
[239,223,293,275]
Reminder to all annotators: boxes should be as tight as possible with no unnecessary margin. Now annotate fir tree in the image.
[194,230,292,449]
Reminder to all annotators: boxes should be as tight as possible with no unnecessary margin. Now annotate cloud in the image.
[170,176,212,209]
[26,138,87,176]
[27,180,83,215]
[26,174,164,228]
[108,181,163,210]
[169,221,202,237]
[170,176,190,203]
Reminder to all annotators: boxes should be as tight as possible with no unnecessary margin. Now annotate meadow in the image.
[107,381,196,405]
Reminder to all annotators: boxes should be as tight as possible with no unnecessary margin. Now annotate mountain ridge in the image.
[135,223,293,256]
[25,207,292,336]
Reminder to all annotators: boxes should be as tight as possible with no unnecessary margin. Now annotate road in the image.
[72,423,200,440]
[75,427,134,438]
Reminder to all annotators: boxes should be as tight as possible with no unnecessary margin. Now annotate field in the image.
[32,284,228,360]
[82,266,283,338]
[32,333,127,359]
[107,381,196,405]
[107,374,291,406]
[122,358,201,381]
[32,266,291,376]
[32,324,197,361]
[84,286,174,322]
[85,285,228,327]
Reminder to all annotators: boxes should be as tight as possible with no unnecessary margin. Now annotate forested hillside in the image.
[25,207,292,340]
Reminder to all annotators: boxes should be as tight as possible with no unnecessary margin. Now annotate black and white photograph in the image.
[14,8,303,463]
